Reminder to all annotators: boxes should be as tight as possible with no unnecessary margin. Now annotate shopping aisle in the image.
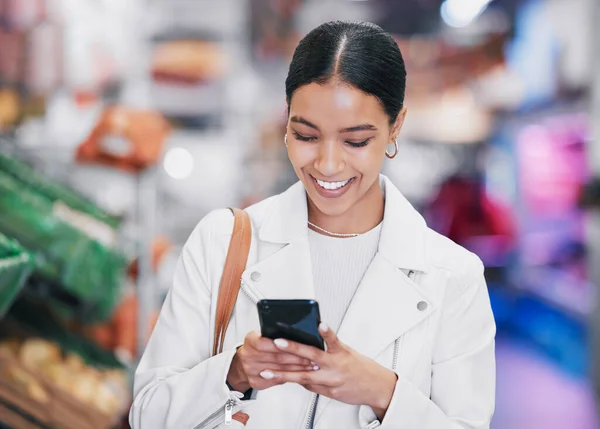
[493,336,599,429]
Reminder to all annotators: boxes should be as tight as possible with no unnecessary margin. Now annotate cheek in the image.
[288,144,315,168]
[348,145,386,174]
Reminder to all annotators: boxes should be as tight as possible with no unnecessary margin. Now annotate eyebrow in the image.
[290,116,377,133]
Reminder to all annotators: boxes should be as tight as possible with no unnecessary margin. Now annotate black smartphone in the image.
[257,299,325,350]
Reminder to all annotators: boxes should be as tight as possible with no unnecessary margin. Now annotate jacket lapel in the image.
[337,255,436,360]
[241,238,316,300]
[312,255,437,420]
[241,181,315,300]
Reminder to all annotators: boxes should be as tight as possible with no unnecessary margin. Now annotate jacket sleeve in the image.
[365,254,496,429]
[129,210,251,429]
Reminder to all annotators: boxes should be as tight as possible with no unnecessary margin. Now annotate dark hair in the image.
[285,21,407,125]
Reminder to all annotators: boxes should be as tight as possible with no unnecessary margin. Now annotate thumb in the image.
[319,323,342,352]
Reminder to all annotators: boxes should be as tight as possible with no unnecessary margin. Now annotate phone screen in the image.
[257,299,325,350]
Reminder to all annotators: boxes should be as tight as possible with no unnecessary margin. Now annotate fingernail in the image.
[260,370,275,380]
[274,338,289,349]
[319,323,329,332]
[313,365,320,371]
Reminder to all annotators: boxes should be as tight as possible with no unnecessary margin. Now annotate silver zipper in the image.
[304,393,319,429]
[392,337,401,371]
[193,397,242,429]
[241,280,262,304]
[224,399,235,426]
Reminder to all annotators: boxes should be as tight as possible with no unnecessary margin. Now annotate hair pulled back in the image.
[285,21,407,125]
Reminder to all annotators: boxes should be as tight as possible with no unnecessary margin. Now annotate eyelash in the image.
[292,131,371,148]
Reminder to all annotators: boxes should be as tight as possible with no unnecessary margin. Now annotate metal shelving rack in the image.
[134,0,255,360]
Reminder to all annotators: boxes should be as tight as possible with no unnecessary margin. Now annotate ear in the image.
[390,106,407,142]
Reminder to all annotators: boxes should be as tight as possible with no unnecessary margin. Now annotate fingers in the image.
[275,364,319,372]
[272,338,325,363]
[245,331,280,353]
[246,363,318,391]
[242,326,348,393]
[269,352,312,366]
[318,323,342,352]
[247,331,320,361]
[242,330,336,393]
[238,332,320,392]
[259,369,333,386]
[250,363,317,375]
[240,346,313,367]
[304,384,330,396]
[246,373,280,391]
[271,322,341,361]
[245,331,320,365]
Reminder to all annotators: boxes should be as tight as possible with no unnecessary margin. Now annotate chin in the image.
[308,191,355,217]
[314,203,350,218]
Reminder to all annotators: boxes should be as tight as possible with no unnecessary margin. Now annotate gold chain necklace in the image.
[307,221,360,238]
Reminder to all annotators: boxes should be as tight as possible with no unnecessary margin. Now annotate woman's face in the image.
[286,81,406,218]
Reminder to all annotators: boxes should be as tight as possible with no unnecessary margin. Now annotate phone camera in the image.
[261,305,271,315]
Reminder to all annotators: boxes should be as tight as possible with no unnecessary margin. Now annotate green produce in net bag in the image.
[0,159,127,322]
[0,233,33,317]
[0,153,122,229]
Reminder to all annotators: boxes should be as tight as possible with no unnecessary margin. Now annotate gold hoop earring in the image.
[284,134,288,147]
[386,141,399,159]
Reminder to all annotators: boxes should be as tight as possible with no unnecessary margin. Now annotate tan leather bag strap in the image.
[212,208,252,356]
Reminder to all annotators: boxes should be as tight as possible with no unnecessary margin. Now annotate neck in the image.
[307,180,384,235]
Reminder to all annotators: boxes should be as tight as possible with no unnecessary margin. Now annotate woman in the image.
[130,21,496,429]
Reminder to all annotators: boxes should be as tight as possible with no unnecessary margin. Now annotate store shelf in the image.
[147,0,248,41]
[0,399,50,429]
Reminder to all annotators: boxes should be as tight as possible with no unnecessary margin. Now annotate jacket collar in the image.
[258,175,429,273]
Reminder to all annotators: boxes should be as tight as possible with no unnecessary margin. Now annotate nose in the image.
[314,139,345,177]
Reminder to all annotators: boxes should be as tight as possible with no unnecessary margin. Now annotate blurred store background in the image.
[0,0,599,428]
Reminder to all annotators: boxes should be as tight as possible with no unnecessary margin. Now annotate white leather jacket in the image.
[130,175,496,429]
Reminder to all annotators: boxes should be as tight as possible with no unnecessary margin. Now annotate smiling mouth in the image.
[312,176,354,190]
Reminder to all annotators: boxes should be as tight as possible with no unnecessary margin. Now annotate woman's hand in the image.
[227,330,318,392]
[260,324,398,421]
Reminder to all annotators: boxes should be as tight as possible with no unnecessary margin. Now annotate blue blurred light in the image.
[440,0,491,28]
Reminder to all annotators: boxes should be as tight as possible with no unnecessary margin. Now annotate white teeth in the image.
[315,178,351,190]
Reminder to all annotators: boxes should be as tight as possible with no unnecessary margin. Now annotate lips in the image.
[314,178,352,190]
[310,175,355,199]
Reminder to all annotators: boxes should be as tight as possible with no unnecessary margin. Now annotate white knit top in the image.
[308,223,382,332]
